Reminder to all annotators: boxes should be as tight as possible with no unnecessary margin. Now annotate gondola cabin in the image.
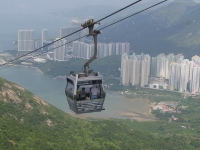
[65,19,106,114]
[65,70,106,114]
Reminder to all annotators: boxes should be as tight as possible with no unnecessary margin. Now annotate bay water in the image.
[0,66,154,120]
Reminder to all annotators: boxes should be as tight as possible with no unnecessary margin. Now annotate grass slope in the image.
[0,76,200,149]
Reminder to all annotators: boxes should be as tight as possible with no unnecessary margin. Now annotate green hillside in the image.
[1,75,200,149]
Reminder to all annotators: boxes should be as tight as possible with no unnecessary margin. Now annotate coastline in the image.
[10,64,65,79]
[117,94,156,121]
[8,64,156,122]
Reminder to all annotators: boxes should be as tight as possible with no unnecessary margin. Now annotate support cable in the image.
[0,0,167,71]
[0,0,142,67]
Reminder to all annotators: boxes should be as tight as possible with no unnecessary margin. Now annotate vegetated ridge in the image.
[34,55,121,78]
[0,76,199,149]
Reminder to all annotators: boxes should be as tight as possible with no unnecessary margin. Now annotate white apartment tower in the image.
[18,30,34,51]
[42,29,48,43]
[121,53,151,87]
[54,38,66,61]
[121,53,130,85]
[60,20,85,48]
[129,54,140,86]
[169,59,194,93]
[72,41,130,59]
[73,41,92,59]
[151,53,184,79]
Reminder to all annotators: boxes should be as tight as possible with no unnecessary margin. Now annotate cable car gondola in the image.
[65,19,106,114]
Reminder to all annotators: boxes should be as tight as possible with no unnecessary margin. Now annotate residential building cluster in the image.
[17,19,129,61]
[17,20,85,61]
[120,53,151,87]
[72,41,130,59]
[121,53,200,94]
[169,55,200,94]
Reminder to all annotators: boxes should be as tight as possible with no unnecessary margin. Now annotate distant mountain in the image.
[99,0,200,58]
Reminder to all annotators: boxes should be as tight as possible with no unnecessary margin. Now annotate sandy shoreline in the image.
[67,93,156,122]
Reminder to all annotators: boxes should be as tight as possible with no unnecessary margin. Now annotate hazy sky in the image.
[0,0,175,19]
[0,0,199,14]
[0,0,170,13]
[0,0,199,50]
[1,0,199,16]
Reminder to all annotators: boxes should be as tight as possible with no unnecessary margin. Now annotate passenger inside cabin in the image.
[76,86,80,96]
[85,93,90,100]
[79,87,86,100]
[90,84,99,99]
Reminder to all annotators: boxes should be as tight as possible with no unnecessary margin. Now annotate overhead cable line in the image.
[0,0,167,71]
[0,0,142,68]
[0,35,88,71]
[93,0,142,23]
[99,0,167,30]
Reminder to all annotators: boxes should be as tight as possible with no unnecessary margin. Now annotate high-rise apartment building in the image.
[120,53,130,85]
[129,58,140,86]
[168,57,200,93]
[41,29,52,51]
[115,43,129,55]
[42,29,48,49]
[120,52,200,93]
[169,62,181,91]
[121,53,150,87]
[151,53,184,79]
[72,41,130,59]
[54,38,66,61]
[42,29,48,42]
[18,30,34,51]
[72,41,93,59]
[97,43,104,58]
[60,20,85,48]
[192,55,200,65]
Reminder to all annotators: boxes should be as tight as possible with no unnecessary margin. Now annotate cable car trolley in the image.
[65,19,106,114]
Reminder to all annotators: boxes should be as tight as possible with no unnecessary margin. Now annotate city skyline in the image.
[121,53,200,94]
[73,41,130,59]
[17,27,131,61]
